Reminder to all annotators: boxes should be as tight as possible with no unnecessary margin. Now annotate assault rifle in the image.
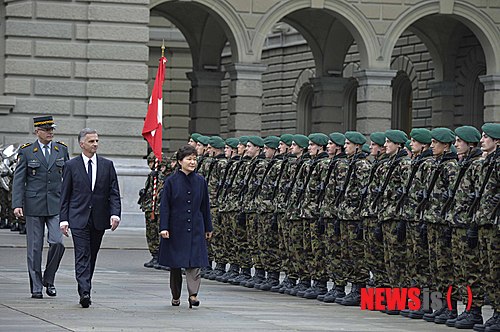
[215,152,234,202]
[270,156,289,202]
[395,150,430,213]
[316,154,344,206]
[356,151,381,213]
[252,150,277,200]
[371,149,407,211]
[334,148,359,208]
[195,149,207,173]
[238,156,261,204]
[295,153,326,206]
[440,147,481,217]
[283,155,307,202]
[415,152,454,216]
[221,156,245,199]
[467,147,500,218]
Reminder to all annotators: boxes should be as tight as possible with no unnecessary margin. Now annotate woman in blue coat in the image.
[159,145,213,308]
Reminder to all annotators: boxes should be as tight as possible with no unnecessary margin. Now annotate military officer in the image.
[12,116,69,299]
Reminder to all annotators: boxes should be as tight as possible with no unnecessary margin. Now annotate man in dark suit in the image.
[12,116,69,299]
[59,128,121,308]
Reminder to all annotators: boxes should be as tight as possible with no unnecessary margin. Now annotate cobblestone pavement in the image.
[0,228,493,332]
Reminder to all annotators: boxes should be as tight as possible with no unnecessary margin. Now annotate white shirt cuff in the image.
[60,221,69,227]
[111,215,120,222]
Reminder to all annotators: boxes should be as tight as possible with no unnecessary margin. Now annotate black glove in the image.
[396,220,406,243]
[237,212,246,228]
[150,170,159,178]
[317,217,325,235]
[416,190,425,202]
[355,222,364,240]
[442,226,452,247]
[419,222,428,243]
[374,222,383,242]
[271,213,278,232]
[333,218,341,236]
[137,188,145,205]
[466,224,478,249]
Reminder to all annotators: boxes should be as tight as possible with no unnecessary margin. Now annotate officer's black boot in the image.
[242,268,265,288]
[201,261,213,278]
[208,263,226,280]
[453,306,483,329]
[434,300,458,324]
[474,310,499,332]
[270,275,288,293]
[324,285,346,303]
[294,279,311,297]
[144,254,158,268]
[282,277,297,294]
[259,271,280,291]
[217,264,239,282]
[304,280,328,299]
[338,283,363,306]
[230,267,251,285]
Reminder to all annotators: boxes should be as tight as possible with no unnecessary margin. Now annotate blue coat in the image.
[158,170,212,268]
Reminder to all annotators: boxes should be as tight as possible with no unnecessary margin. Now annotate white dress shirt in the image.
[81,153,97,191]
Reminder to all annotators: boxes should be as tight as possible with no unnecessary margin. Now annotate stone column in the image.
[428,81,456,127]
[354,69,397,134]
[310,76,350,132]
[479,74,500,123]
[226,63,267,136]
[186,71,225,135]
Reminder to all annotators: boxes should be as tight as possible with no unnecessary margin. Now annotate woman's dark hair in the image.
[176,145,197,161]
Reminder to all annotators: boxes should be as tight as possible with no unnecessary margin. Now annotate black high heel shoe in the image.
[171,298,180,306]
[188,295,200,308]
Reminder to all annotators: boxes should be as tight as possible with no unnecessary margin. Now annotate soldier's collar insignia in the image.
[33,147,38,152]
[54,145,59,151]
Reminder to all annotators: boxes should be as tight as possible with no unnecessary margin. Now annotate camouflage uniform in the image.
[317,152,348,299]
[473,149,499,313]
[216,155,242,281]
[377,150,411,288]
[285,153,312,294]
[337,152,371,298]
[360,153,390,288]
[299,151,329,292]
[403,148,433,289]
[204,153,227,272]
[422,151,458,294]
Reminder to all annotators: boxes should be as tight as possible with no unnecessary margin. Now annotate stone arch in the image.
[381,0,500,74]
[251,0,378,68]
[391,55,418,132]
[291,69,316,134]
[150,0,249,65]
[454,46,486,128]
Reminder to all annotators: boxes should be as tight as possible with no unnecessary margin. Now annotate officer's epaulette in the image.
[56,141,67,147]
[20,142,32,149]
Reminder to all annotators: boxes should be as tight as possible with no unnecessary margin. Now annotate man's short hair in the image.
[78,128,98,142]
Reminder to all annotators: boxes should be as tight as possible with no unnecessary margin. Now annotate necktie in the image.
[43,145,50,162]
[88,159,93,190]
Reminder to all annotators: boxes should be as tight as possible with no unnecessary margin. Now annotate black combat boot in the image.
[252,269,267,288]
[270,275,289,293]
[208,263,226,280]
[241,268,265,288]
[474,310,499,332]
[217,264,239,282]
[144,254,158,268]
[295,279,311,297]
[200,261,213,278]
[304,280,328,299]
[454,307,483,329]
[317,286,333,302]
[434,300,458,324]
[230,268,251,285]
[323,285,346,303]
[259,271,280,291]
[337,283,363,306]
[423,306,447,322]
[281,277,297,294]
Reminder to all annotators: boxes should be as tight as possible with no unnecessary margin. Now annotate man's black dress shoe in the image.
[46,284,57,297]
[31,292,43,299]
[79,293,91,308]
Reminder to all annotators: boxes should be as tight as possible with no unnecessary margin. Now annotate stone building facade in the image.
[1,0,499,226]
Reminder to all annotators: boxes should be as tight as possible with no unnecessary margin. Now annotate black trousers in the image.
[71,220,104,296]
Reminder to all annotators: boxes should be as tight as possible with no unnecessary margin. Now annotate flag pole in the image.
[152,42,165,219]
